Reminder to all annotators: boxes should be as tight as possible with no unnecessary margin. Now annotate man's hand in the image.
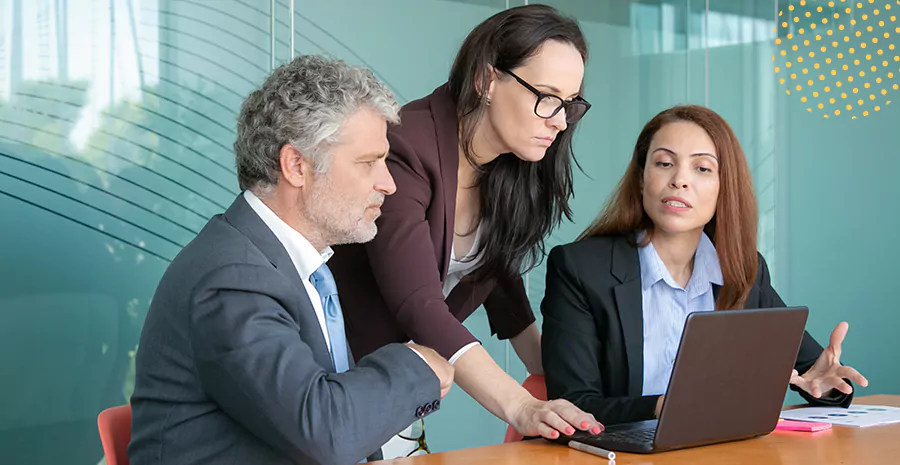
[408,343,454,398]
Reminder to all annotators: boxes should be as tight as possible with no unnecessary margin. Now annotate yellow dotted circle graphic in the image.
[776,1,898,118]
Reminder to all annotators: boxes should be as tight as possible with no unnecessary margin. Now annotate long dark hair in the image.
[448,4,588,281]
[579,105,758,310]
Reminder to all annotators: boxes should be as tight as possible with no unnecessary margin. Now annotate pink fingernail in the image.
[580,421,590,429]
[591,426,601,434]
[565,427,575,435]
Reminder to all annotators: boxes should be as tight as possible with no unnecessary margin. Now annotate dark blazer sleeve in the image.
[189,263,441,465]
[361,133,480,359]
[756,254,852,408]
[483,275,537,340]
[542,245,660,425]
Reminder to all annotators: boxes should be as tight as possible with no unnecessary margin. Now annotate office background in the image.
[0,0,896,462]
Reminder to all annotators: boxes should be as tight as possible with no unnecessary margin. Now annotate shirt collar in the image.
[243,190,333,280]
[637,231,723,294]
[638,232,666,291]
[694,231,723,285]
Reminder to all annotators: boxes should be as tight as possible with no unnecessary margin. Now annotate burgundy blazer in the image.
[330,83,535,361]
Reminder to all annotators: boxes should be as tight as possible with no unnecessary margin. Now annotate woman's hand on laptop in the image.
[508,398,604,440]
[789,321,869,398]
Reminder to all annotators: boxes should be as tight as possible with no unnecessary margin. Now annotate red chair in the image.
[97,404,132,465]
[503,374,547,442]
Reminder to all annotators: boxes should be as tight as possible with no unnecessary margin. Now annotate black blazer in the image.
[541,234,851,426]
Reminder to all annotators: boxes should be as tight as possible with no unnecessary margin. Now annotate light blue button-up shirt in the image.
[638,232,723,396]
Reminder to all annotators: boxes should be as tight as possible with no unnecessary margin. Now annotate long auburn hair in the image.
[448,4,588,281]
[579,105,758,309]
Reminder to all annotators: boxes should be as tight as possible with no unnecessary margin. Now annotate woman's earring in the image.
[485,98,492,107]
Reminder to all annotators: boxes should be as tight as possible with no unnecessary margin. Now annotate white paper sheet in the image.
[781,404,900,427]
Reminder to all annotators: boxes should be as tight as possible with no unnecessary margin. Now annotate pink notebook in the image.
[775,419,833,432]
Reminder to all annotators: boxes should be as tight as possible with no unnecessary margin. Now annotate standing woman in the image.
[329,4,602,452]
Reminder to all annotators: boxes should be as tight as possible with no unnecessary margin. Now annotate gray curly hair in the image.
[234,55,400,193]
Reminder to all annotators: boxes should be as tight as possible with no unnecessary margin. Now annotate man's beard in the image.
[305,177,383,246]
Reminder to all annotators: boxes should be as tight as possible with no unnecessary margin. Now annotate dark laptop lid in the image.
[654,306,809,450]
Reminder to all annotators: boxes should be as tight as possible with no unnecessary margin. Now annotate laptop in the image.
[559,306,809,454]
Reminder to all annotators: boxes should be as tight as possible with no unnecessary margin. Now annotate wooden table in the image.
[375,395,900,464]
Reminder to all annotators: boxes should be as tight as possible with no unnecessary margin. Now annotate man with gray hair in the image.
[128,55,453,465]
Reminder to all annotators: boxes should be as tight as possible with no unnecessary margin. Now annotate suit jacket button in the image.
[425,404,433,415]
[416,406,424,418]
[432,400,441,411]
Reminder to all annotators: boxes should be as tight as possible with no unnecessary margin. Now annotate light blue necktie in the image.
[310,263,350,373]
[311,264,371,463]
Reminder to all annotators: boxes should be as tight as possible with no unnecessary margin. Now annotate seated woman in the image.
[540,105,868,426]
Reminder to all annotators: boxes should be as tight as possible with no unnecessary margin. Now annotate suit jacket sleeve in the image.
[361,132,480,359]
[756,254,852,408]
[542,246,660,425]
[189,263,441,465]
[483,275,536,340]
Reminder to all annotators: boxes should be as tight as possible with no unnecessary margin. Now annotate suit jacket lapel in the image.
[223,194,336,372]
[430,84,460,281]
[610,235,645,397]
[713,284,764,309]
[345,334,356,370]
[225,195,299,284]
[745,284,761,308]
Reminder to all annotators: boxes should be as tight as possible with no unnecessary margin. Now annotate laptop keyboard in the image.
[593,428,656,444]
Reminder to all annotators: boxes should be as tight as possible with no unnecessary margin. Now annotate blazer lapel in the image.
[610,236,645,397]
[224,195,299,284]
[742,284,762,309]
[223,194,336,372]
[346,342,356,370]
[430,84,460,281]
[713,284,764,309]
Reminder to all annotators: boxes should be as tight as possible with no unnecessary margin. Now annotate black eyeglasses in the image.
[500,69,591,124]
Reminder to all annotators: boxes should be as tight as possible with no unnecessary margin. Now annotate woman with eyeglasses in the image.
[329,4,601,456]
